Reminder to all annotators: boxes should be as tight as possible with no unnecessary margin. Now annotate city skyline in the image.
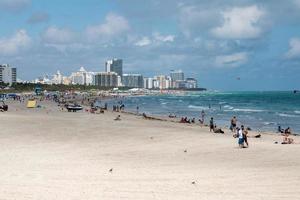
[1,0,300,90]
[29,58,198,90]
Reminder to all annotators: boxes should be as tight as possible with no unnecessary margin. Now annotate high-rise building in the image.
[170,70,184,81]
[105,59,123,77]
[170,70,184,88]
[155,75,172,89]
[94,72,118,87]
[0,64,17,85]
[122,74,143,88]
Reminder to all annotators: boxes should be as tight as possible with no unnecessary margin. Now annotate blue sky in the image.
[0,0,300,90]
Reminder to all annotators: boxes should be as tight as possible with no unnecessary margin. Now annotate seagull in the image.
[184,149,187,153]
[191,181,196,185]
[109,168,113,173]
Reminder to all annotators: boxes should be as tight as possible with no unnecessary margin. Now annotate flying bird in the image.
[109,168,113,173]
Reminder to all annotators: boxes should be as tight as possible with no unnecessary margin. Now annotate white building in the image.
[52,70,63,84]
[154,75,172,89]
[0,64,17,85]
[70,67,94,85]
[186,78,198,89]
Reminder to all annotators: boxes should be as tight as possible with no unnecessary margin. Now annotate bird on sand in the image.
[109,168,113,173]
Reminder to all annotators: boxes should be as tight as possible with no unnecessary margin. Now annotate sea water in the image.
[102,91,300,133]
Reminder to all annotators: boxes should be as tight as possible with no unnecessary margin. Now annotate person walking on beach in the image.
[237,127,244,148]
[241,125,249,147]
[230,116,237,132]
[209,117,214,132]
[200,110,205,124]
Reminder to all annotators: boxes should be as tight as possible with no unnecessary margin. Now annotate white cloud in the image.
[135,33,175,47]
[135,37,151,46]
[153,32,175,42]
[179,5,219,38]
[86,13,130,41]
[212,5,265,39]
[42,26,76,44]
[215,52,248,68]
[0,29,31,55]
[285,38,300,59]
[0,0,30,12]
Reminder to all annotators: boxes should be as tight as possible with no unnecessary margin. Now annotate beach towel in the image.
[27,100,37,108]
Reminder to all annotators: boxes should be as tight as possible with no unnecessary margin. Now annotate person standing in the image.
[237,127,244,148]
[209,117,214,132]
[241,125,249,147]
[201,110,205,124]
[230,116,237,132]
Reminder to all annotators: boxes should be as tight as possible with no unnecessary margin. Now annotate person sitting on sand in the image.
[282,136,294,144]
[191,118,195,123]
[180,117,185,123]
[184,117,189,123]
[114,115,121,121]
[143,113,151,119]
[213,125,224,134]
[209,117,214,132]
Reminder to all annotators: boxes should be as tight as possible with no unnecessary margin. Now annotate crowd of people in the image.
[176,110,296,147]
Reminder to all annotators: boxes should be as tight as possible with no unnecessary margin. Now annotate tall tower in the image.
[105,59,123,77]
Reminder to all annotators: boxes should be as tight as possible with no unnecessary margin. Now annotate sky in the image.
[0,0,300,91]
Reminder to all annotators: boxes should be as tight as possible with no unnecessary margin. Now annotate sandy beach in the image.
[0,100,299,200]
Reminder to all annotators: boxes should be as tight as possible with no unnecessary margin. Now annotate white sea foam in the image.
[188,105,208,110]
[263,122,276,125]
[223,105,234,110]
[232,108,265,112]
[161,102,167,105]
[276,113,298,118]
[295,111,300,114]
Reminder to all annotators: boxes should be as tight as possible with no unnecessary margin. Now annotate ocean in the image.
[101,91,300,134]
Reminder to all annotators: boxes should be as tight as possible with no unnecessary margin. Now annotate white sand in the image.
[0,100,299,199]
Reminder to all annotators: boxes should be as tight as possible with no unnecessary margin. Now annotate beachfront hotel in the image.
[94,72,118,87]
[105,59,123,77]
[0,64,17,85]
[122,74,144,88]
[69,67,94,85]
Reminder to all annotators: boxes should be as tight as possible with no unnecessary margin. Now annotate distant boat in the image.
[293,90,299,94]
